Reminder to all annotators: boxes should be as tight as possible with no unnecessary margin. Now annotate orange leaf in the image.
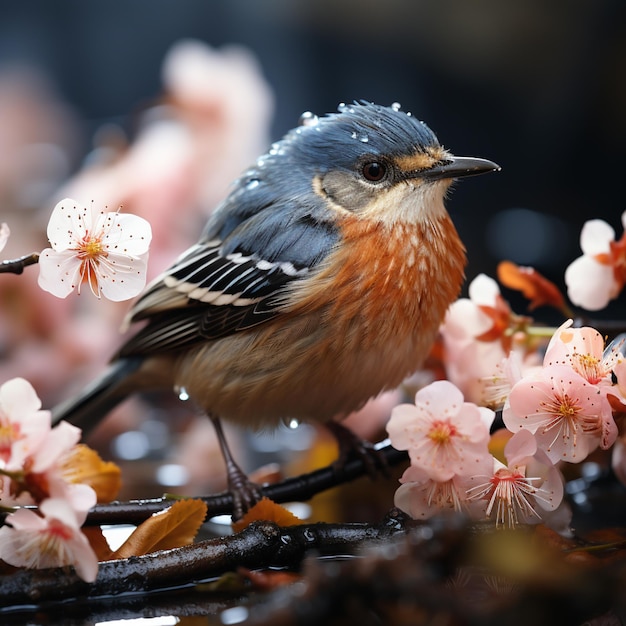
[82,526,113,561]
[60,444,122,503]
[232,497,302,533]
[497,261,565,311]
[111,498,208,559]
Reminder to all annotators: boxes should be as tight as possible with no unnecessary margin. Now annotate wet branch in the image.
[83,441,409,527]
[0,512,416,607]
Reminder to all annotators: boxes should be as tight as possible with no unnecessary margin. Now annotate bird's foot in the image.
[326,421,390,479]
[225,458,264,521]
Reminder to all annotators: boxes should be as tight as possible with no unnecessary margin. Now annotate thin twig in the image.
[82,441,409,527]
[0,253,39,275]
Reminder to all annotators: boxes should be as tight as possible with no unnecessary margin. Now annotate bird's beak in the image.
[421,156,500,180]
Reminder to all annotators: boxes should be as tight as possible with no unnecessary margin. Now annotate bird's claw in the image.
[327,421,390,480]
[227,463,264,520]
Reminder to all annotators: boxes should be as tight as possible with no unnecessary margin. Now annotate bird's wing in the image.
[118,201,339,357]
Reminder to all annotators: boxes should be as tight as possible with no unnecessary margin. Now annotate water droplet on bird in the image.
[350,131,357,139]
[177,386,190,401]
[391,102,402,111]
[298,111,319,127]
[288,418,300,430]
[337,102,348,112]
[246,179,260,190]
[359,134,369,143]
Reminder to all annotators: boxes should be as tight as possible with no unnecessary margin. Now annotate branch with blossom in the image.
[390,210,626,534]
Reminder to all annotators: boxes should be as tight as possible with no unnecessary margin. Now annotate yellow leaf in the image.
[60,444,122,503]
[111,499,208,559]
[232,497,302,533]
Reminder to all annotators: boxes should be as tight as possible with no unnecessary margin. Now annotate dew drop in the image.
[246,179,260,190]
[391,102,402,111]
[177,386,190,401]
[288,418,300,430]
[298,111,319,127]
[359,135,369,143]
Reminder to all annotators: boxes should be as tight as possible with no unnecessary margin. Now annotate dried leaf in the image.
[111,498,208,559]
[82,526,113,561]
[232,497,302,533]
[497,261,566,312]
[60,444,122,503]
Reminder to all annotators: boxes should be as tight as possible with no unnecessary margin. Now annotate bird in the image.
[52,101,499,517]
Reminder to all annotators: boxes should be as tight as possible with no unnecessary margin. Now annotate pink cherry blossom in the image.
[0,496,98,582]
[38,198,152,301]
[544,320,622,385]
[503,364,617,463]
[0,377,50,471]
[440,274,538,407]
[466,429,564,528]
[394,457,493,520]
[4,420,83,506]
[386,380,494,482]
[564,212,626,311]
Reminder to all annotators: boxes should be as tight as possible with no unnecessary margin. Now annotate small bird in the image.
[53,102,499,517]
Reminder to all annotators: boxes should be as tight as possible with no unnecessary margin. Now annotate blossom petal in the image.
[46,199,92,251]
[468,273,500,307]
[30,420,81,473]
[579,219,614,256]
[96,250,150,301]
[0,223,10,254]
[37,249,83,298]
[564,255,616,311]
[0,377,42,416]
[100,213,152,257]
[504,428,537,466]
[386,403,421,451]
[442,298,493,340]
[414,380,465,417]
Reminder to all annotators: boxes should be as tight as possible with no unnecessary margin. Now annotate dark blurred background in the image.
[1,0,625,307]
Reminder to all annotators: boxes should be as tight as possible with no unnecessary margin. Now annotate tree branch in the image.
[0,253,39,275]
[82,441,409,527]
[0,511,418,607]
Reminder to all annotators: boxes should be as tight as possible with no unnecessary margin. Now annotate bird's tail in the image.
[51,356,144,437]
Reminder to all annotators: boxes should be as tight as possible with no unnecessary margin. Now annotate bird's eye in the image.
[361,161,388,183]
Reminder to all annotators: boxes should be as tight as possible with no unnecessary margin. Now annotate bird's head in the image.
[262,101,499,227]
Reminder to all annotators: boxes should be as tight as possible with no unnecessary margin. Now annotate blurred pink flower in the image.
[38,198,151,301]
[0,496,97,582]
[503,364,617,463]
[0,223,9,253]
[4,420,83,506]
[386,380,494,481]
[0,377,50,471]
[440,274,536,407]
[466,429,564,528]
[564,212,626,311]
